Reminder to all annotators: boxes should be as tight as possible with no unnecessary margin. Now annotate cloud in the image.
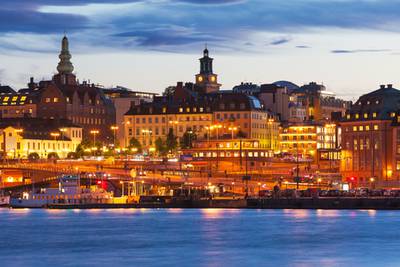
[2,0,400,53]
[269,37,291,46]
[331,49,391,54]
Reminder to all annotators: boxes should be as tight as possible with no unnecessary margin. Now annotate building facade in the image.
[340,84,400,186]
[0,119,82,159]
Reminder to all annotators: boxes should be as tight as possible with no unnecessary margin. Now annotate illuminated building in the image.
[0,119,82,159]
[124,47,280,152]
[182,139,272,172]
[195,47,221,93]
[279,122,340,161]
[340,84,400,186]
[13,35,116,142]
[102,86,156,147]
[292,82,351,122]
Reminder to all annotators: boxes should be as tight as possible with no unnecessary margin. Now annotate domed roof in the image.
[347,84,400,121]
[273,80,299,92]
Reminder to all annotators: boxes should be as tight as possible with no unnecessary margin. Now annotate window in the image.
[179,108,183,113]
[391,112,396,118]
[353,126,357,132]
[359,126,363,131]
[162,107,167,113]
[186,107,190,112]
[355,114,359,119]
[365,125,370,131]
[364,113,368,119]
[374,125,379,130]
[45,98,51,103]
[53,97,59,103]
[373,112,377,118]
[346,114,350,119]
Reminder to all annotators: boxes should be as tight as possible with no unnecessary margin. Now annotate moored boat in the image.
[10,175,113,208]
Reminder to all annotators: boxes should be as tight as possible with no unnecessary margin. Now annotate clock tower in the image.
[195,47,221,93]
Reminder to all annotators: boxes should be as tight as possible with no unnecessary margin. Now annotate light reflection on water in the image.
[0,208,400,267]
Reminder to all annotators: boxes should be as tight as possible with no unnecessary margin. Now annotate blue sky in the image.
[1,0,400,100]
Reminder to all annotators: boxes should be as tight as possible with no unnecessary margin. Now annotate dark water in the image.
[0,208,399,267]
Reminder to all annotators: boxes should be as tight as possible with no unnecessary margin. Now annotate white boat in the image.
[10,175,113,208]
[0,193,10,207]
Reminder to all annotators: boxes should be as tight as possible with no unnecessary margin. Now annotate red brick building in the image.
[21,36,115,142]
[341,84,400,187]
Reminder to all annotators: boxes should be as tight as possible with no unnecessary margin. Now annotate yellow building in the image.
[279,123,339,160]
[0,125,82,159]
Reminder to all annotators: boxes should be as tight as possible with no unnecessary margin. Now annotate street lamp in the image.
[90,130,99,155]
[228,126,238,140]
[110,125,119,148]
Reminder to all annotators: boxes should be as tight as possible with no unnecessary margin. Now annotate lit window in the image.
[364,113,368,119]
[346,114,350,119]
[374,125,379,130]
[179,108,183,113]
[12,96,18,101]
[20,96,27,101]
[359,126,363,131]
[373,112,377,118]
[355,114,359,119]
[391,112,396,117]
[45,98,50,103]
[365,125,370,131]
[186,107,190,112]
[353,126,358,132]
[54,97,59,103]
[3,97,9,101]
[199,107,204,112]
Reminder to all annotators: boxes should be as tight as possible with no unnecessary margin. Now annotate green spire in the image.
[57,35,74,75]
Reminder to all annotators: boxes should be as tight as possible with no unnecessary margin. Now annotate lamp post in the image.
[90,130,99,156]
[228,126,237,140]
[110,125,119,148]
[15,128,23,160]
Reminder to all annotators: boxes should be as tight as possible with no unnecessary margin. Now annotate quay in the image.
[21,197,400,210]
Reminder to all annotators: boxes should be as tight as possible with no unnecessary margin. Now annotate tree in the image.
[129,137,142,153]
[67,152,77,159]
[28,152,40,161]
[181,130,197,149]
[163,85,176,97]
[166,128,178,152]
[47,152,59,160]
[155,137,168,156]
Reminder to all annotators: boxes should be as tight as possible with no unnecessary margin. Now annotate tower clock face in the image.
[198,76,203,82]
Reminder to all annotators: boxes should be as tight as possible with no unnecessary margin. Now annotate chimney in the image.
[380,84,385,89]
[387,84,393,89]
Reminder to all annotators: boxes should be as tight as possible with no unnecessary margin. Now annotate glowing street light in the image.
[110,125,119,147]
[228,126,238,139]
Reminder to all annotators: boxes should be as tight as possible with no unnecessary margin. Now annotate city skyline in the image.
[2,1,400,99]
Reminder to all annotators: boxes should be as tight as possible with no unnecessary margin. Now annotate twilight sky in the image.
[1,0,400,100]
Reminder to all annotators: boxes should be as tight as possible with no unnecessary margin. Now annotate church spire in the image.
[57,35,74,75]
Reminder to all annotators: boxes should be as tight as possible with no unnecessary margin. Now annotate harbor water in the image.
[1,208,400,267]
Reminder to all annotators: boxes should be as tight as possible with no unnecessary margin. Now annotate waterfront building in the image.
[19,36,115,142]
[102,86,156,147]
[182,138,272,172]
[124,82,213,149]
[279,122,340,161]
[340,84,400,186]
[124,48,280,153]
[292,82,351,122]
[0,118,82,159]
